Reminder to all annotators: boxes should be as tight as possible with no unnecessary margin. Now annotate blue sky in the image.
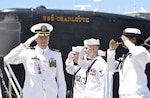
[0,0,150,14]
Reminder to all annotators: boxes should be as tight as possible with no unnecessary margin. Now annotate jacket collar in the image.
[35,45,49,54]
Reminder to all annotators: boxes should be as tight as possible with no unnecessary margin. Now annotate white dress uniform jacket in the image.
[85,56,109,98]
[65,58,87,98]
[107,40,150,98]
[4,44,66,98]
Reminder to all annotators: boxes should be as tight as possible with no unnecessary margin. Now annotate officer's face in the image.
[36,36,49,49]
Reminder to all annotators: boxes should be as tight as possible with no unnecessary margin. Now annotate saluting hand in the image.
[24,34,39,47]
[109,39,119,51]
[121,35,129,42]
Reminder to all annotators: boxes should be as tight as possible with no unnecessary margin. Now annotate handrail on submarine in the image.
[3,61,23,98]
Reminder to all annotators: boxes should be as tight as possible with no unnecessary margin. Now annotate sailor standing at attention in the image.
[4,23,66,98]
[83,38,109,98]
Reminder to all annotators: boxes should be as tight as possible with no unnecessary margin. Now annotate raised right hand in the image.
[109,39,119,51]
[24,34,39,47]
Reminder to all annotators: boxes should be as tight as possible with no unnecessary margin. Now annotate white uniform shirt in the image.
[84,56,109,98]
[65,58,86,98]
[4,44,66,98]
[107,40,150,97]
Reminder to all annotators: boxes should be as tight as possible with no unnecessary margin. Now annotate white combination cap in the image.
[123,28,141,35]
[72,46,83,53]
[84,38,100,45]
[30,23,53,36]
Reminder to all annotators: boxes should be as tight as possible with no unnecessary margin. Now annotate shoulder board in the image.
[26,46,35,50]
[51,48,60,52]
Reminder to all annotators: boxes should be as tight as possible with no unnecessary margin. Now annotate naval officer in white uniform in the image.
[107,28,150,98]
[4,23,66,98]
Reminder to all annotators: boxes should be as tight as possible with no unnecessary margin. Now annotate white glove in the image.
[24,34,39,47]
[67,51,74,61]
[78,48,85,60]
[78,48,87,65]
[65,51,74,66]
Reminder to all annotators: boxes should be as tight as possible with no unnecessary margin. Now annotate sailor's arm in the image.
[107,39,119,72]
[65,51,78,75]
[121,35,150,66]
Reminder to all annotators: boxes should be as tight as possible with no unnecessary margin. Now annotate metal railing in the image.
[2,62,23,98]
